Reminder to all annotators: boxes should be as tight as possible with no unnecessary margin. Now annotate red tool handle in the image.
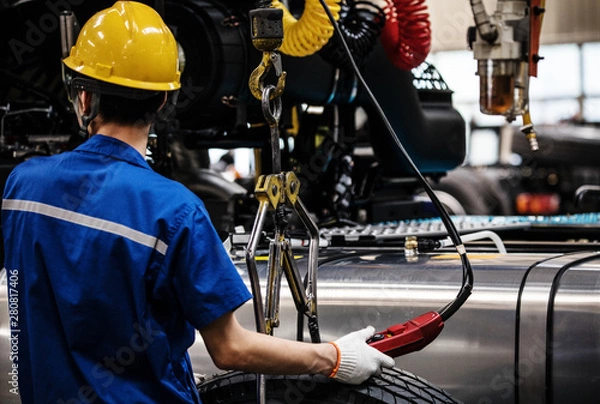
[368,311,444,358]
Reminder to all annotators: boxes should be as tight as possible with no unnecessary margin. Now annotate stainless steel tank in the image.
[189,249,600,403]
[1,250,599,403]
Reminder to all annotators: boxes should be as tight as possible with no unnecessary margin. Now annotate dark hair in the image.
[66,70,167,126]
[98,92,165,126]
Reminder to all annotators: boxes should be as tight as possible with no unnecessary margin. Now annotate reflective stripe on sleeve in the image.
[2,199,168,255]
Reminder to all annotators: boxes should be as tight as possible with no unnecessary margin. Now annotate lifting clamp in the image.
[245,4,321,345]
[246,172,321,340]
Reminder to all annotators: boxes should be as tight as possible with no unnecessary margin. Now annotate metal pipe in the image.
[59,11,77,59]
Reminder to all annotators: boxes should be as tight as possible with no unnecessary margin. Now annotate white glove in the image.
[329,326,395,385]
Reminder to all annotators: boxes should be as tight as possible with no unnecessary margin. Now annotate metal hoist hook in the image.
[248,7,287,101]
[249,51,287,101]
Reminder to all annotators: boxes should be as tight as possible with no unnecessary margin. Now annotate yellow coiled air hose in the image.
[271,0,342,57]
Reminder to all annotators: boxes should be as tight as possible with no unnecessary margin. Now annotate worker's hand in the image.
[329,326,395,385]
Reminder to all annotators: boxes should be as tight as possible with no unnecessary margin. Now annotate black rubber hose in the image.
[317,0,473,322]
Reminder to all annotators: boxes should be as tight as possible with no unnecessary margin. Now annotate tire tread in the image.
[198,367,462,403]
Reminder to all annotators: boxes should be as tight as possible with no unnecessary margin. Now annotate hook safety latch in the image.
[249,51,287,101]
[367,311,444,358]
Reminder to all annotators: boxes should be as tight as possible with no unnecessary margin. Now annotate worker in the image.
[1,2,394,403]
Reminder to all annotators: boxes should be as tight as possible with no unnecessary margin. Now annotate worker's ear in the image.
[157,92,168,112]
[77,90,93,116]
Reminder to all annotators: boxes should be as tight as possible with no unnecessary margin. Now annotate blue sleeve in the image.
[169,204,252,330]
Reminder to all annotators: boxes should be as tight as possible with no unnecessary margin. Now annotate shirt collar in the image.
[74,134,151,170]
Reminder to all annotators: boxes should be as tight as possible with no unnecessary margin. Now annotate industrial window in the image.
[583,42,600,121]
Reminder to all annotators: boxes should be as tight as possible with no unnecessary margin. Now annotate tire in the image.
[428,167,512,215]
[197,367,462,404]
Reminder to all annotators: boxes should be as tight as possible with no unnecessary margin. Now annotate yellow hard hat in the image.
[63,1,181,92]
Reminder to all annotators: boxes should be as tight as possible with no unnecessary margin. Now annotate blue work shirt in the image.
[2,134,252,403]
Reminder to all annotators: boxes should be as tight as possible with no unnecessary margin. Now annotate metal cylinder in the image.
[189,250,600,403]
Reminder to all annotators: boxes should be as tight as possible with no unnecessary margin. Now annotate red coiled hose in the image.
[380,0,432,70]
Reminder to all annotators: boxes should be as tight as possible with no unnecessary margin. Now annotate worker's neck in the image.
[89,120,150,157]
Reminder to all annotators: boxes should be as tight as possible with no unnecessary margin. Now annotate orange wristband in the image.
[328,341,341,378]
